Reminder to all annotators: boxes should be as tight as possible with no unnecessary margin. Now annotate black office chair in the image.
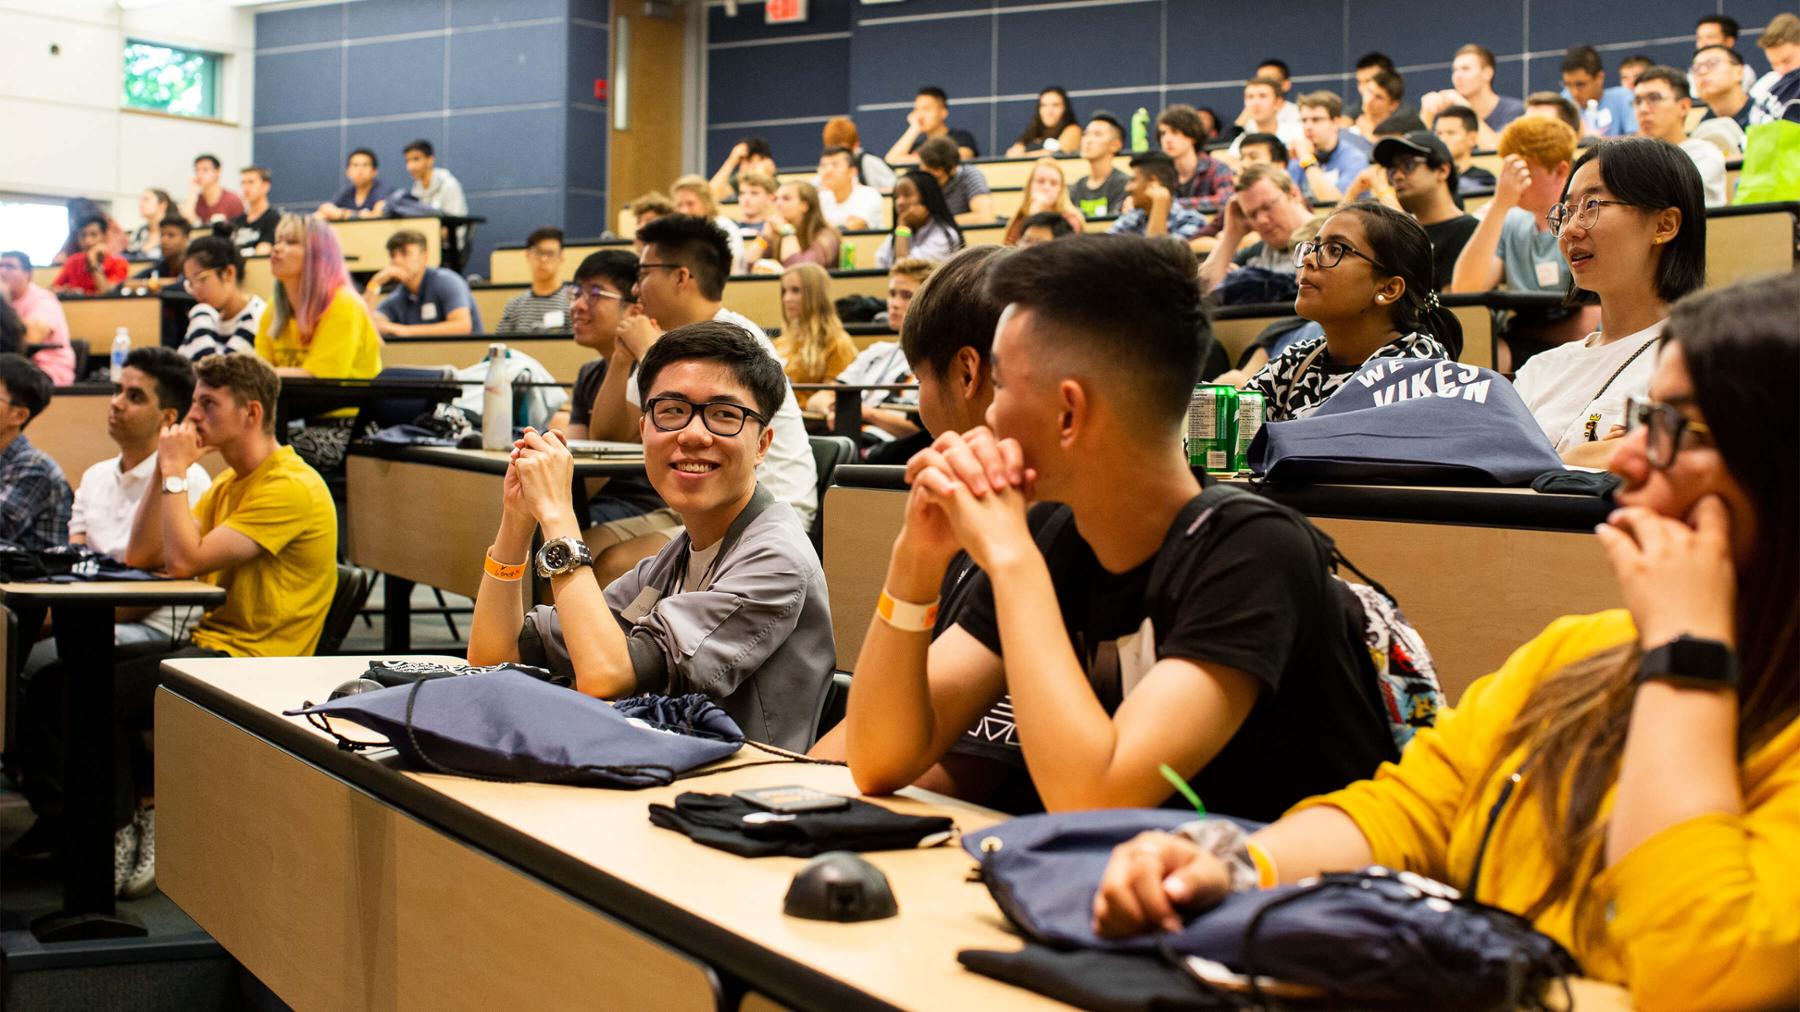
[807,435,858,556]
[315,564,375,655]
[813,670,854,743]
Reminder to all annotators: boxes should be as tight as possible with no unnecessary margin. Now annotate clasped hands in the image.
[899,427,1037,574]
[503,427,578,529]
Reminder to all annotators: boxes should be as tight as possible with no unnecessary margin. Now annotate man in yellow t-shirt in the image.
[18,353,337,892]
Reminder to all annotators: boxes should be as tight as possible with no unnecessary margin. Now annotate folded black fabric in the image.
[957,944,1229,1011]
[1530,468,1621,499]
[648,791,954,857]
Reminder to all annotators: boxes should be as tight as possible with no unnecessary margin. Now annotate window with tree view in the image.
[122,40,219,118]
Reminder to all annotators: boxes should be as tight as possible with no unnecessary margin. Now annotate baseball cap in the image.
[1372,130,1453,167]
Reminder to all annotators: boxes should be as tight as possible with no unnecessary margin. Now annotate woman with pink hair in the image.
[254,213,382,467]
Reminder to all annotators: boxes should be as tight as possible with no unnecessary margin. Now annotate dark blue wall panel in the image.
[255,0,607,277]
[255,49,342,127]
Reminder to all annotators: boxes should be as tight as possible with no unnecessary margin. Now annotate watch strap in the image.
[1638,635,1738,689]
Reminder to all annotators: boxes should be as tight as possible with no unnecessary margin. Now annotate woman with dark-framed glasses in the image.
[1240,201,1462,420]
[1092,272,1800,1010]
[466,321,835,751]
[1512,137,1706,469]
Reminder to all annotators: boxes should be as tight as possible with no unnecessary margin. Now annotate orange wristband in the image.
[484,550,526,582]
[876,589,938,632]
[1246,841,1279,889]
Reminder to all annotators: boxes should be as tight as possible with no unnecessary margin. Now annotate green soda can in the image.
[839,240,856,271]
[1185,383,1238,473]
[1233,389,1266,474]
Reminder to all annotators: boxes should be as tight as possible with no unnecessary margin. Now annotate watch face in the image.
[542,541,571,570]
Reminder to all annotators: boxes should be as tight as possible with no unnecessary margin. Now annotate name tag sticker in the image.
[542,310,565,329]
[1535,260,1561,288]
[621,585,662,622]
[421,303,439,322]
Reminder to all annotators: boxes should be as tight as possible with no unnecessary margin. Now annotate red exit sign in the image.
[766,0,808,24]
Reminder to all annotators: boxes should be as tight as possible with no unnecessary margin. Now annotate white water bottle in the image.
[110,327,130,383]
[481,343,512,450]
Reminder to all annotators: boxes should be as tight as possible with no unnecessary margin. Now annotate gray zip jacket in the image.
[519,486,833,751]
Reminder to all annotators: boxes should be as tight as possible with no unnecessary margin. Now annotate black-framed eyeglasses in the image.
[1623,394,1713,470]
[636,262,684,279]
[1547,197,1633,236]
[1293,239,1389,272]
[644,395,768,437]
[1386,155,1424,176]
[566,283,634,305]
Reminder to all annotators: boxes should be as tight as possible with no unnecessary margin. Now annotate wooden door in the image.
[607,0,687,235]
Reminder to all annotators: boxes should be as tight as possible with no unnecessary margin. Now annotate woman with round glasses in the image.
[1512,137,1706,468]
[1240,201,1461,420]
[1092,271,1800,1011]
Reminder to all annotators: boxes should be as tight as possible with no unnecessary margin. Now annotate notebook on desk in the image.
[564,439,644,459]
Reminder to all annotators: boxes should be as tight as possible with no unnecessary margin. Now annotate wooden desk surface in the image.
[158,656,1060,1012]
[0,579,222,605]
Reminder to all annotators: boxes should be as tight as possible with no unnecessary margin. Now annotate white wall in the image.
[0,0,256,233]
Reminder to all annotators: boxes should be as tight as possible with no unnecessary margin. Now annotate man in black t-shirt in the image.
[885,86,980,166]
[231,166,280,256]
[837,235,1398,818]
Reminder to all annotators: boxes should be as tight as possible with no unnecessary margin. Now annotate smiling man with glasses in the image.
[466,321,834,751]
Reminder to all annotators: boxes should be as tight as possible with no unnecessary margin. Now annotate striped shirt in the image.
[495,289,573,334]
[180,295,265,361]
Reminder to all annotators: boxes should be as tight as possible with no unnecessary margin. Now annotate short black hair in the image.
[348,147,379,169]
[159,216,193,237]
[77,214,107,235]
[987,234,1208,428]
[917,136,962,171]
[1,250,31,271]
[1635,66,1692,100]
[1256,58,1291,79]
[1238,132,1289,164]
[182,235,244,283]
[635,214,732,302]
[1128,151,1178,190]
[1695,44,1745,66]
[123,346,197,416]
[573,248,639,295]
[1355,51,1395,72]
[900,245,1011,377]
[1434,105,1480,132]
[1562,45,1605,75]
[1088,112,1125,140]
[404,139,434,158]
[1019,212,1075,239]
[526,226,565,248]
[0,354,52,425]
[820,145,854,168]
[1369,69,1405,102]
[636,319,788,422]
[1696,14,1739,40]
[385,229,428,255]
[1561,45,1604,76]
[740,136,773,160]
[194,154,221,170]
[917,86,949,106]
[1619,54,1655,71]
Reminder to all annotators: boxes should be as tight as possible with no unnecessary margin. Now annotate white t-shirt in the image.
[1511,319,1665,453]
[713,214,745,266]
[681,538,724,593]
[1677,137,1728,207]
[819,184,885,230]
[70,452,213,638]
[623,307,819,526]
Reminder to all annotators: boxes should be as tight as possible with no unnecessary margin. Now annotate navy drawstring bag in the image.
[285,668,746,788]
[1248,358,1563,486]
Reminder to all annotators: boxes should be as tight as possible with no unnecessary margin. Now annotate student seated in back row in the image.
[496,227,574,335]
[467,323,834,751]
[179,236,266,361]
[1094,272,1800,1012]
[828,236,1401,818]
[364,229,481,337]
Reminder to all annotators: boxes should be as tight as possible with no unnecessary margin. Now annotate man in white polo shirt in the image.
[69,347,213,643]
[816,146,884,231]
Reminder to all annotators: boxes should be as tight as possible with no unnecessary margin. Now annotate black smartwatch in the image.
[1637,634,1738,690]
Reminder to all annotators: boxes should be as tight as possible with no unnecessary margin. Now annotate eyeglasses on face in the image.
[1546,196,1633,236]
[1293,238,1388,272]
[644,395,767,437]
[1623,394,1713,469]
[567,284,635,305]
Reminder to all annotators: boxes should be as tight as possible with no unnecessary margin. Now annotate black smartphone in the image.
[733,785,852,814]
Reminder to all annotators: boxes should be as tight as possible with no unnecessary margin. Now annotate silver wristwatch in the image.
[534,536,594,578]
[161,475,189,495]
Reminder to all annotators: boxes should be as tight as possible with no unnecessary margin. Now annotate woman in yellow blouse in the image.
[255,213,381,379]
[1091,272,1799,1012]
